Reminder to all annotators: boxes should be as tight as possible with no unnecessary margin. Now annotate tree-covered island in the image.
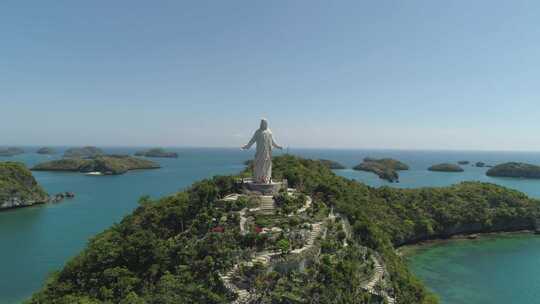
[27,156,540,304]
[135,148,179,158]
[0,147,25,157]
[353,157,409,183]
[428,163,464,172]
[36,147,56,155]
[64,146,104,158]
[487,162,540,179]
[318,159,346,169]
[32,155,160,175]
[0,162,48,210]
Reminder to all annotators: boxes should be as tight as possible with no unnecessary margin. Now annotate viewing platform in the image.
[236,177,287,195]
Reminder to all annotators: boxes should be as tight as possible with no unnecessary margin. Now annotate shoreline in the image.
[397,230,538,257]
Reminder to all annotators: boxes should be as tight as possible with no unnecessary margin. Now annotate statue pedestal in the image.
[239,178,287,195]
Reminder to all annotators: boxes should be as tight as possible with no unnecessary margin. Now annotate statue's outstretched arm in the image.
[242,131,257,150]
[272,137,283,150]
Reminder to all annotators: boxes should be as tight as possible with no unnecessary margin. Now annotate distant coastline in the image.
[398,230,538,257]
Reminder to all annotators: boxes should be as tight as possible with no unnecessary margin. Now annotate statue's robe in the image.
[245,128,278,183]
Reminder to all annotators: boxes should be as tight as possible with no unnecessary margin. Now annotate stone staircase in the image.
[219,266,253,304]
[291,222,322,254]
[239,208,247,235]
[258,195,275,215]
[360,256,396,304]
[219,191,328,304]
[219,250,280,303]
[291,195,312,215]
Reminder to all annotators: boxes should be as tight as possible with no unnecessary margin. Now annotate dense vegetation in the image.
[0,162,48,208]
[29,156,540,304]
[487,162,540,179]
[318,159,346,169]
[353,157,409,183]
[135,148,179,158]
[0,147,25,157]
[37,147,56,155]
[64,146,104,158]
[428,163,464,172]
[362,158,409,171]
[32,155,160,175]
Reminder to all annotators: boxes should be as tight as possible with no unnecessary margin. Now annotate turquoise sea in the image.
[2,147,540,304]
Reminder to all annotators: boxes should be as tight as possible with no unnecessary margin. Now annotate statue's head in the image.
[260,118,268,130]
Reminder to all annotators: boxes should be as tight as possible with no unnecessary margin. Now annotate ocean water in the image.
[1,148,540,303]
[407,235,540,304]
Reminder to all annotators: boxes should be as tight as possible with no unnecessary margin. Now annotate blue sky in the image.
[1,1,539,150]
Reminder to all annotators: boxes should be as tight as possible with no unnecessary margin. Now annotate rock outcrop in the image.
[0,162,49,210]
[476,162,486,168]
[49,192,76,203]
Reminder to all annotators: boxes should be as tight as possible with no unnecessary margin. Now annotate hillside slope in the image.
[28,156,540,304]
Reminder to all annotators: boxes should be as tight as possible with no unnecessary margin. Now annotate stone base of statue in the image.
[238,178,287,195]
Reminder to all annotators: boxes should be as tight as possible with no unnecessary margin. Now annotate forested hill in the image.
[28,156,540,304]
[271,157,539,246]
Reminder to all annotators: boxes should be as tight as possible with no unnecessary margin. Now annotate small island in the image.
[134,148,178,158]
[486,162,540,179]
[476,161,486,167]
[353,157,409,182]
[0,162,49,210]
[428,163,464,172]
[457,160,470,165]
[0,162,75,210]
[36,147,56,155]
[0,147,25,157]
[64,146,104,158]
[32,155,160,175]
[318,159,346,169]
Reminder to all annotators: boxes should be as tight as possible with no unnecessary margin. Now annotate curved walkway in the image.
[220,192,325,303]
[360,255,396,304]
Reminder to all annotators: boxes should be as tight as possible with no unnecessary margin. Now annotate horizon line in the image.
[3,144,540,154]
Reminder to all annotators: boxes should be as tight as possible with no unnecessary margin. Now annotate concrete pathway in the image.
[220,192,328,303]
[360,255,396,304]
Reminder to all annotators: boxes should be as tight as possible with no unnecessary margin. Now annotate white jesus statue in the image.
[242,119,283,184]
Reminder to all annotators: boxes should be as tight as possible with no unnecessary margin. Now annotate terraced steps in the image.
[258,195,275,215]
[360,256,396,304]
[291,222,322,254]
[219,192,328,304]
